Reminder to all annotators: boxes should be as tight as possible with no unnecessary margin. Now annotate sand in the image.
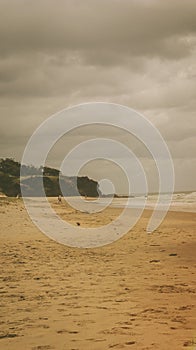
[0,197,196,350]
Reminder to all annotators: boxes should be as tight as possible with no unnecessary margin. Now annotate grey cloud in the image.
[0,0,196,61]
[0,0,195,191]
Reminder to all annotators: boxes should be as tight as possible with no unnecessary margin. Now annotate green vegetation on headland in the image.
[0,158,99,197]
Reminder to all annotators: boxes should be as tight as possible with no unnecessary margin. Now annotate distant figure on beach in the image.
[16,194,20,199]
[58,194,62,204]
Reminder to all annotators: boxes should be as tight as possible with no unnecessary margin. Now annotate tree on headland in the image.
[0,158,99,197]
[0,158,20,177]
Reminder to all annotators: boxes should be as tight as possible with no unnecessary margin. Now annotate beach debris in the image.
[169,253,178,256]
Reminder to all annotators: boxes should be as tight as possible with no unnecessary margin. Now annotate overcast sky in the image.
[0,0,196,193]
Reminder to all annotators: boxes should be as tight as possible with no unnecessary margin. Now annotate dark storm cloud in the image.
[0,0,196,60]
[0,0,195,191]
[0,0,196,98]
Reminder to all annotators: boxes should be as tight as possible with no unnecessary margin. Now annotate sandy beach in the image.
[0,197,196,350]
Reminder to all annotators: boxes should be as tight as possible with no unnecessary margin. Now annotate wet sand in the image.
[0,198,196,350]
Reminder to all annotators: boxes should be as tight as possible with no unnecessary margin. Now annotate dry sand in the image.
[0,197,196,350]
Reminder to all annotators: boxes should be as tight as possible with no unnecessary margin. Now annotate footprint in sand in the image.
[0,333,18,339]
[57,329,79,334]
[32,346,54,350]
[109,344,124,349]
[183,340,196,347]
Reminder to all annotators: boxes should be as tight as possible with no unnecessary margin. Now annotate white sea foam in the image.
[97,192,196,213]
